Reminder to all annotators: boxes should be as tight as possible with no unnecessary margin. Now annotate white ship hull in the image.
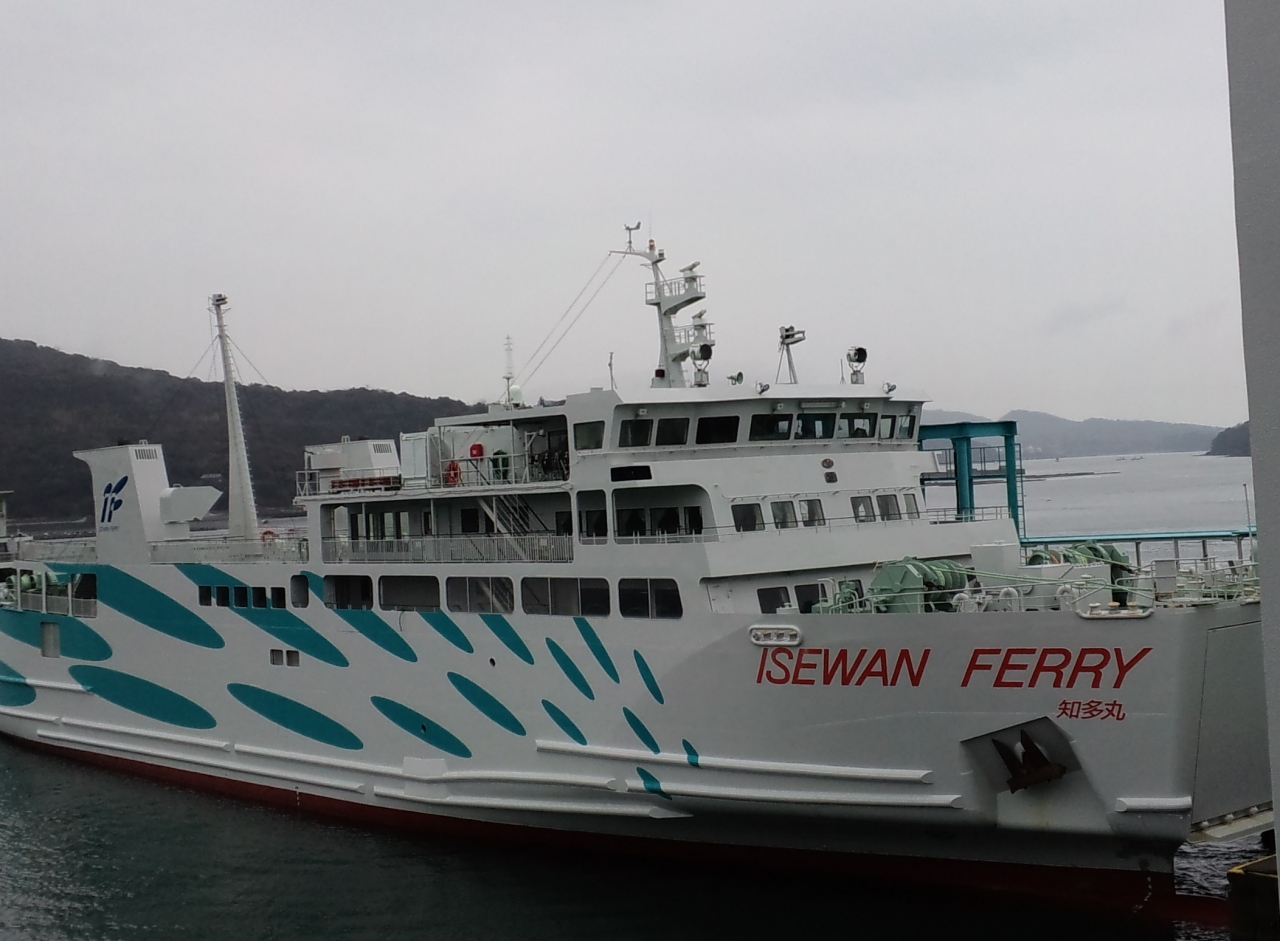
[0,557,1268,916]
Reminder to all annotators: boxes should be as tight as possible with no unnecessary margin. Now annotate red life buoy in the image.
[444,461,461,486]
[260,529,276,544]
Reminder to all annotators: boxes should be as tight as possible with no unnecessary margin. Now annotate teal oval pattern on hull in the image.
[623,707,660,755]
[227,683,363,750]
[419,611,474,654]
[682,739,700,767]
[49,564,224,649]
[301,572,417,662]
[68,665,216,729]
[540,699,587,746]
[0,658,36,707]
[446,672,526,736]
[477,614,534,665]
[632,651,664,705]
[573,617,619,683]
[0,609,112,662]
[370,696,472,758]
[175,565,349,668]
[635,767,672,799]
[545,638,594,701]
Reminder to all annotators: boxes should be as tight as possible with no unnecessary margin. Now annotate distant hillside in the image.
[0,337,481,521]
[922,407,1222,458]
[1208,421,1250,456]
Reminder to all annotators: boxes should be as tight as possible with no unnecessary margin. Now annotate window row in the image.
[732,493,920,533]
[198,584,289,609]
[318,574,684,620]
[757,579,864,615]
[575,411,917,451]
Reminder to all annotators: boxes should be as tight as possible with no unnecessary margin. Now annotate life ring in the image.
[260,529,276,544]
[444,460,461,486]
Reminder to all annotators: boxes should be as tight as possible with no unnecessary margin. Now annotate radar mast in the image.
[210,294,259,541]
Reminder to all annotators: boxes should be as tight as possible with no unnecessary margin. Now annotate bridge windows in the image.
[796,413,837,440]
[878,416,897,439]
[655,417,689,446]
[897,415,917,439]
[904,493,921,519]
[749,413,793,442]
[695,415,739,444]
[794,582,827,614]
[618,419,653,448]
[771,501,798,529]
[573,421,605,451]
[836,413,876,439]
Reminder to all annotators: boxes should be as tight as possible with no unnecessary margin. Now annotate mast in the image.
[612,225,708,389]
[209,294,259,541]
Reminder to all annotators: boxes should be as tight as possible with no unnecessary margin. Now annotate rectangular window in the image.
[251,586,268,608]
[71,573,97,618]
[522,578,551,615]
[837,413,876,439]
[270,649,284,666]
[731,503,765,533]
[460,507,481,534]
[651,579,683,619]
[897,415,917,439]
[215,585,230,607]
[290,574,310,608]
[578,490,607,539]
[580,578,610,616]
[619,578,650,618]
[573,421,605,450]
[324,575,373,610]
[695,415,740,444]
[757,586,791,615]
[799,499,825,528]
[796,413,837,440]
[851,495,876,522]
[684,506,703,535]
[903,493,921,519]
[447,577,514,614]
[655,417,689,446]
[271,586,287,609]
[40,622,59,658]
[233,586,249,608]
[749,413,793,442]
[617,507,647,538]
[771,501,798,529]
[286,650,301,667]
[198,585,212,607]
[652,507,680,534]
[610,465,652,482]
[878,415,897,439]
[618,578,683,619]
[618,419,653,448]
[876,493,903,521]
[795,583,826,614]
[379,575,441,611]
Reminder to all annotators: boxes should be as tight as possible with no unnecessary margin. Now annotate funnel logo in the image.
[100,476,129,524]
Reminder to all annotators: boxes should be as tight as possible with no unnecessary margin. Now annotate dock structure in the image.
[1225,0,1280,922]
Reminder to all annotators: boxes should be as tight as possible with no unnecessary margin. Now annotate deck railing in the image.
[322,533,573,564]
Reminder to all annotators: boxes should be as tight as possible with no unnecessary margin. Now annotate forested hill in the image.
[0,337,480,521]
[1208,421,1250,456]
[922,408,1222,458]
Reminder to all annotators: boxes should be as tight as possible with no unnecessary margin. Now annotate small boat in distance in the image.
[0,232,1269,921]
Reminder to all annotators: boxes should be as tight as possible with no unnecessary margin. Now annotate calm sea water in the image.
[0,453,1266,940]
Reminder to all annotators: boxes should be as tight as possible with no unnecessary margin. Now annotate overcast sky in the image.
[0,2,1246,426]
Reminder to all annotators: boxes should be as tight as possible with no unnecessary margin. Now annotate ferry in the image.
[0,232,1269,919]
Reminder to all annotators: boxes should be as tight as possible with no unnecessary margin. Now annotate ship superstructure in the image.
[0,238,1270,919]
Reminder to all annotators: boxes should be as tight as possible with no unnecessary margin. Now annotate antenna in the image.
[1246,483,1254,533]
[624,221,642,251]
[776,325,806,384]
[609,352,616,391]
[208,294,259,542]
